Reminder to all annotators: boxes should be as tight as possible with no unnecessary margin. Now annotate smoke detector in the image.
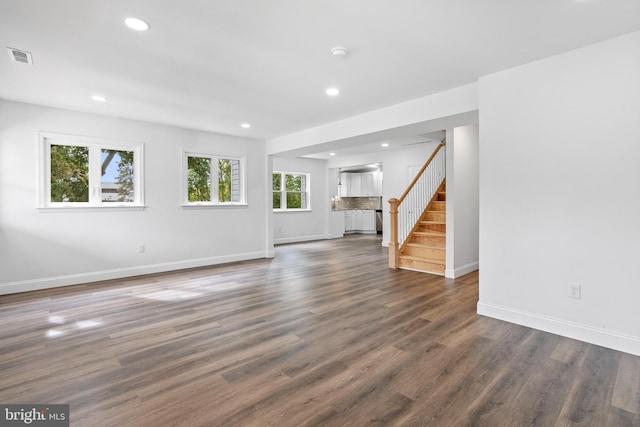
[331,46,349,57]
[7,47,33,65]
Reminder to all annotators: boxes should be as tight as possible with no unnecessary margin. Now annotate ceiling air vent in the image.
[7,47,33,65]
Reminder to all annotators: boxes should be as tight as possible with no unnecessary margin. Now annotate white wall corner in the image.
[445,261,479,279]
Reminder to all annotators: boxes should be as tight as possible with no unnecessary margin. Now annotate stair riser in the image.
[430,201,446,211]
[399,258,445,275]
[410,235,445,247]
[419,223,446,233]
[424,212,446,222]
[402,246,445,261]
[437,192,446,201]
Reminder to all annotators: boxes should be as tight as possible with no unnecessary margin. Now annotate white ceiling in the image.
[1,0,639,143]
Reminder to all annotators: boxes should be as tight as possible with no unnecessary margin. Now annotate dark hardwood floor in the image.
[1,235,639,426]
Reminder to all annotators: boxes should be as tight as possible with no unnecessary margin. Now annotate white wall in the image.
[0,100,268,294]
[272,156,329,244]
[478,31,640,355]
[445,125,479,278]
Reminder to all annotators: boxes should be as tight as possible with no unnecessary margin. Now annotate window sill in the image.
[181,203,248,209]
[273,209,312,213]
[38,205,147,212]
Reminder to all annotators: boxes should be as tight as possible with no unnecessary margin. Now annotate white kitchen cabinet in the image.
[344,210,355,231]
[339,173,349,197]
[360,173,374,196]
[345,210,376,233]
[361,210,376,232]
[338,172,382,197]
[349,174,361,196]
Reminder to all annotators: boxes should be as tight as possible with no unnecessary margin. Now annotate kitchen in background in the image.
[329,165,383,235]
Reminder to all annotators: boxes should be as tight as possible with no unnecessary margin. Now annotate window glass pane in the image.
[218,158,240,203]
[187,157,211,202]
[286,192,302,209]
[50,144,89,202]
[101,149,135,202]
[272,173,281,191]
[273,192,281,209]
[285,174,302,191]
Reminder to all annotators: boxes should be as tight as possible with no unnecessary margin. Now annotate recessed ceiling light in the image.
[381,143,389,147]
[331,46,349,57]
[368,164,379,168]
[326,87,340,96]
[91,95,108,102]
[329,152,336,156]
[125,17,150,31]
[240,123,251,128]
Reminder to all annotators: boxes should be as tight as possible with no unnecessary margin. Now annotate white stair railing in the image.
[388,143,445,268]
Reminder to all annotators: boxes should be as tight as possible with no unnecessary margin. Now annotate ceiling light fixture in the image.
[331,46,349,57]
[91,95,108,102]
[326,87,340,96]
[329,152,336,156]
[381,143,389,147]
[125,17,150,31]
[240,123,251,128]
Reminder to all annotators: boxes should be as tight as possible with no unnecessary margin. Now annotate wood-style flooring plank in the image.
[0,234,638,426]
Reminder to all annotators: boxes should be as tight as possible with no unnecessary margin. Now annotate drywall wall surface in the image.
[478,31,640,355]
[0,100,268,294]
[272,156,329,244]
[445,125,479,278]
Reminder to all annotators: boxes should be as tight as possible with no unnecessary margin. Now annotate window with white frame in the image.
[273,172,310,210]
[183,152,245,206]
[40,133,144,208]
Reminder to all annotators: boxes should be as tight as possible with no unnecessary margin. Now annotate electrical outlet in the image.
[138,244,145,254]
[567,282,581,299]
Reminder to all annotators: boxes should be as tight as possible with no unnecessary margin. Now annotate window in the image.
[273,172,310,210]
[183,152,245,206]
[40,133,144,208]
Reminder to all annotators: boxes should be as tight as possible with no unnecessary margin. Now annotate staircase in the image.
[398,181,446,275]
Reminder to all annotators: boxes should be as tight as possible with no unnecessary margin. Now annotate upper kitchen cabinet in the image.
[339,171,382,197]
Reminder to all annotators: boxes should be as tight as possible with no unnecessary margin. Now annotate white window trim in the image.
[273,171,311,212]
[181,150,247,208]
[38,132,145,210]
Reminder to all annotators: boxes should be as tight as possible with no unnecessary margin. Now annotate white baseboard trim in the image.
[274,234,330,245]
[445,261,479,278]
[0,251,269,296]
[381,240,389,247]
[477,301,640,357]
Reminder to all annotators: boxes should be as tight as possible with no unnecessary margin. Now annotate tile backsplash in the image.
[333,196,382,210]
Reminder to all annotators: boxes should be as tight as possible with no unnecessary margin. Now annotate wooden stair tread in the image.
[403,242,445,250]
[419,220,445,225]
[413,231,445,236]
[400,254,444,262]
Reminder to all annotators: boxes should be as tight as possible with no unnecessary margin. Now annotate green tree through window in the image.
[273,172,308,210]
[185,154,243,204]
[187,157,211,202]
[50,145,89,202]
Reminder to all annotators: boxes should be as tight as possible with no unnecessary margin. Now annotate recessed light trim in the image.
[331,46,349,57]
[329,152,336,156]
[91,95,108,102]
[125,17,150,31]
[326,87,340,96]
[240,123,251,129]
[381,143,389,147]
